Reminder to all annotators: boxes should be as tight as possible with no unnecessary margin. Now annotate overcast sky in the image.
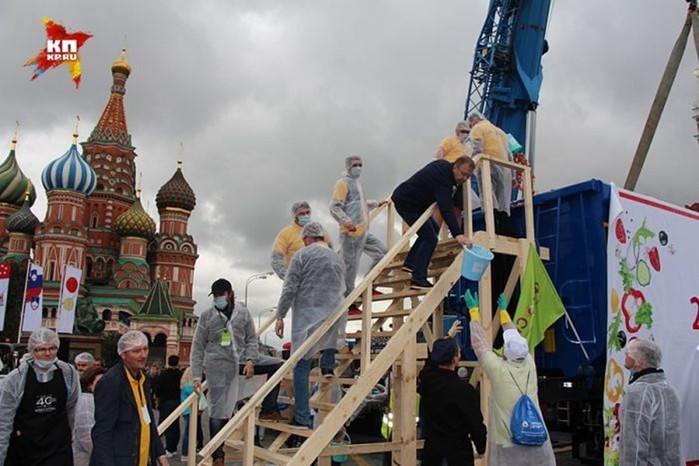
[1,1,698,344]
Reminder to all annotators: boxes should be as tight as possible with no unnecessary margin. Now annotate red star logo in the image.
[24,17,92,88]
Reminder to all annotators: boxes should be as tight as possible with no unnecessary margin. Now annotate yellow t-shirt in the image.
[332,180,368,237]
[125,367,151,466]
[435,135,473,163]
[470,120,507,161]
[272,222,334,266]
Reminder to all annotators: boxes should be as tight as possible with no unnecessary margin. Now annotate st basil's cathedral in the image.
[0,50,199,366]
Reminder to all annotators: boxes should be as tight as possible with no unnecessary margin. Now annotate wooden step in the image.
[346,308,413,321]
[257,420,314,437]
[375,266,450,287]
[276,396,338,411]
[347,330,394,339]
[254,446,292,465]
[371,289,426,302]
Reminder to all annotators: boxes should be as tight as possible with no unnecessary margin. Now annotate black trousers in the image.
[159,399,180,453]
[422,437,474,466]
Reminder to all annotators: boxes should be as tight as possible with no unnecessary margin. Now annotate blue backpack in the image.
[507,369,547,446]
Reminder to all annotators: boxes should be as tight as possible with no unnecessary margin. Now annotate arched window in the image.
[102,309,112,321]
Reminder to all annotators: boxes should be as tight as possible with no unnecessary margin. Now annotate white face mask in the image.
[34,357,57,369]
[349,167,362,178]
[213,296,228,310]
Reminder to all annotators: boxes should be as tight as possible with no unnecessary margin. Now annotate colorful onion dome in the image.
[41,134,97,195]
[0,139,37,206]
[111,48,132,76]
[114,193,156,239]
[6,193,39,235]
[156,161,196,211]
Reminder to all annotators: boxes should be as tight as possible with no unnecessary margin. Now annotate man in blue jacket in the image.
[91,331,168,466]
[391,156,474,289]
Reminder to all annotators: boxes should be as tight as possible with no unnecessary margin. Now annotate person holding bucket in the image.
[391,155,475,289]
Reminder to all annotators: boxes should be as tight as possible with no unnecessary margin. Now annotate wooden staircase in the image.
[159,154,538,466]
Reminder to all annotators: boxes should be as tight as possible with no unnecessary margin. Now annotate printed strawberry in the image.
[648,247,660,271]
[615,218,626,244]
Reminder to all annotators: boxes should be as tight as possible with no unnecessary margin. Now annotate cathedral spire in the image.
[87,49,132,147]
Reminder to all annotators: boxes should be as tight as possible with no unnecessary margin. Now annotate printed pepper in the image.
[621,288,644,333]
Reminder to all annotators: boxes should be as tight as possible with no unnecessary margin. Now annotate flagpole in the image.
[56,264,66,333]
[17,261,32,344]
[563,311,591,361]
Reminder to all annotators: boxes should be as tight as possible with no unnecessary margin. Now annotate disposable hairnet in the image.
[345,155,362,169]
[117,330,148,355]
[291,201,310,215]
[503,328,528,362]
[455,121,470,132]
[301,221,325,238]
[74,352,95,364]
[27,327,60,352]
[467,111,485,125]
[628,339,662,368]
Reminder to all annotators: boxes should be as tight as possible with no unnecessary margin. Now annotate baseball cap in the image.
[209,278,233,296]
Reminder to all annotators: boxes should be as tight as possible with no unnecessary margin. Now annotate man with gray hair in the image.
[74,351,95,375]
[620,339,681,465]
[0,327,80,465]
[275,221,345,429]
[271,201,333,280]
[91,330,168,466]
[330,156,389,314]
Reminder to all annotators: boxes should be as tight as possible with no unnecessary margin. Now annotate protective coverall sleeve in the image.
[271,251,287,280]
[65,363,80,431]
[242,312,259,362]
[469,319,493,361]
[0,368,24,463]
[73,395,94,457]
[433,145,446,160]
[367,199,379,210]
[276,253,303,319]
[329,180,352,225]
[190,315,209,381]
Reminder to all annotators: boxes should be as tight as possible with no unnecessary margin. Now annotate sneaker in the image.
[259,411,288,422]
[348,304,362,315]
[401,264,414,273]
[212,459,225,466]
[410,278,433,290]
[288,418,311,430]
[165,451,177,459]
[321,368,335,379]
[180,456,188,462]
[372,288,384,296]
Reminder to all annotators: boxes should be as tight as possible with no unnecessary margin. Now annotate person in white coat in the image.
[275,221,345,429]
[620,339,681,466]
[72,365,106,466]
[466,291,555,465]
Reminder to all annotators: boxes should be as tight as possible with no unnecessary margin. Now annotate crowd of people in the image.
[0,113,683,465]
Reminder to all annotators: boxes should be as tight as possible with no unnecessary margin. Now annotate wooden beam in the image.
[395,337,418,465]
[523,166,535,241]
[243,413,255,465]
[254,446,292,465]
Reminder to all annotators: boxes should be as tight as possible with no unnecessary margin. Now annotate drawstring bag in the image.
[507,369,547,446]
[330,431,351,463]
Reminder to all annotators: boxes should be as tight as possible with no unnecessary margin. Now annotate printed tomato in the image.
[648,247,660,271]
[615,218,626,244]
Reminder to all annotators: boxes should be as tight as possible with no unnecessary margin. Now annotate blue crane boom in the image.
[464,0,551,162]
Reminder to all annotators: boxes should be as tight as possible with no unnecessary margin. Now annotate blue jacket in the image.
[90,361,165,466]
[392,159,462,237]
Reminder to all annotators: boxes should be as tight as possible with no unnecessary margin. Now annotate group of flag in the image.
[0,262,82,334]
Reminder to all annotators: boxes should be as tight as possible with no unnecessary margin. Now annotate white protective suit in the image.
[276,242,346,357]
[190,304,240,419]
[72,392,95,466]
[470,320,555,465]
[0,359,80,463]
[329,171,386,297]
[472,126,513,215]
[619,370,681,466]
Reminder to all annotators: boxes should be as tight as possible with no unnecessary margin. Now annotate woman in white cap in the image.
[466,291,555,465]
[0,327,80,465]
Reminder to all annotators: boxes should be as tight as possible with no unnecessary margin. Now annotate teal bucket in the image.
[461,245,494,281]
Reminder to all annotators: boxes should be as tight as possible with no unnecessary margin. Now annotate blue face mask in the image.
[213,296,228,310]
[297,214,311,226]
[33,357,57,370]
[350,167,362,178]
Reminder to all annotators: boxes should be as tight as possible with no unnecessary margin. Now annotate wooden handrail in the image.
[198,202,438,461]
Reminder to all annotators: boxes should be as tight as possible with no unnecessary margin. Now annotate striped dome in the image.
[0,146,37,206]
[114,197,156,239]
[41,137,97,195]
[6,196,39,235]
[156,162,196,211]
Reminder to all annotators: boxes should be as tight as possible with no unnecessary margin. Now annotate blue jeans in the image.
[181,413,204,457]
[394,205,440,281]
[209,417,229,460]
[293,349,336,427]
